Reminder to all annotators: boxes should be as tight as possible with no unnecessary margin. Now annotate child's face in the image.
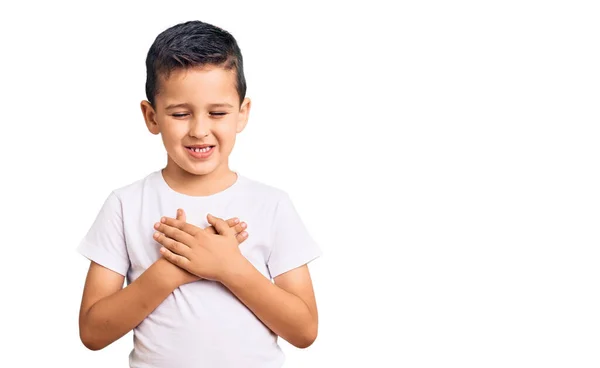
[141,66,250,177]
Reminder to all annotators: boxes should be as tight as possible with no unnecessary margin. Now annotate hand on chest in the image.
[126,205,272,277]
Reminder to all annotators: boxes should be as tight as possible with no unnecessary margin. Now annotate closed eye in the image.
[171,112,228,118]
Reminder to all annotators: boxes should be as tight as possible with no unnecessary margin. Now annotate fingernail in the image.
[241,223,247,229]
[234,218,240,224]
[154,223,160,229]
[241,231,248,237]
[154,232,159,239]
[161,217,166,223]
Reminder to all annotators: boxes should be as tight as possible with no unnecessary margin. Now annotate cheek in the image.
[161,123,187,142]
[214,121,238,142]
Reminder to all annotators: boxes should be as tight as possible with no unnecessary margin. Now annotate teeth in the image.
[191,147,211,153]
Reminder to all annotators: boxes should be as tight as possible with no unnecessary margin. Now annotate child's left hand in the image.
[153,213,248,282]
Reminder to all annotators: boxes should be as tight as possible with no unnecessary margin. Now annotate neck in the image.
[162,157,237,196]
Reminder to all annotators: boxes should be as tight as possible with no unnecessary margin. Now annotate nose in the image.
[189,116,210,138]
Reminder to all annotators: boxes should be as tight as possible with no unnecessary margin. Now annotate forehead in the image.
[156,66,237,106]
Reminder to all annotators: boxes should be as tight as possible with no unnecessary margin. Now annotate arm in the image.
[220,260,318,348]
[78,258,190,351]
[79,210,246,351]
[153,211,319,348]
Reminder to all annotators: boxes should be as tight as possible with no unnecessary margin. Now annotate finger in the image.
[155,221,196,246]
[161,216,202,237]
[205,216,245,234]
[236,231,248,244]
[177,208,187,222]
[207,214,234,236]
[159,246,191,270]
[226,217,240,227]
[232,221,247,234]
[154,231,191,258]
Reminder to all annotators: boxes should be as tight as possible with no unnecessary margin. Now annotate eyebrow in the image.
[165,102,235,110]
[165,103,191,110]
[207,103,235,109]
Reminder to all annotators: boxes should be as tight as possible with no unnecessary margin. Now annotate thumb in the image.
[177,208,187,222]
[207,213,232,236]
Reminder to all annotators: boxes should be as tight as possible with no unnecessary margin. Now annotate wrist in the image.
[218,254,251,286]
[153,257,184,289]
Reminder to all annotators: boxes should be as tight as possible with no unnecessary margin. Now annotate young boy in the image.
[77,20,321,368]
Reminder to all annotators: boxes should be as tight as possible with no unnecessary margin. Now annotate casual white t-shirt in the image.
[77,169,321,368]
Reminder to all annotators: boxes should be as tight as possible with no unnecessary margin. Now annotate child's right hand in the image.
[161,209,248,286]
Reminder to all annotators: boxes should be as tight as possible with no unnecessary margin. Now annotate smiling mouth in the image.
[186,146,215,153]
[185,145,216,159]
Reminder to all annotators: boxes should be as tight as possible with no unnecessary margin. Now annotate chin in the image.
[168,148,224,176]
[181,159,221,176]
[184,164,218,176]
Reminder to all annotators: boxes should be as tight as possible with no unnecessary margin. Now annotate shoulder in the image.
[237,174,290,203]
[111,170,160,199]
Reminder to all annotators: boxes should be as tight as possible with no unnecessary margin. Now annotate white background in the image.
[0,0,599,367]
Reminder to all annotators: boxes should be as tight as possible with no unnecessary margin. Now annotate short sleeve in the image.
[267,192,321,279]
[77,191,130,276]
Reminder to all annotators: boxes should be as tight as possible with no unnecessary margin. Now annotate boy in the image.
[77,20,321,368]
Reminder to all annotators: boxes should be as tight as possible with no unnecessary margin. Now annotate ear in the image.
[141,100,160,135]
[236,98,251,133]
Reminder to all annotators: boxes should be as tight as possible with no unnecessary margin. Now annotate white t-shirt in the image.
[77,170,321,368]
